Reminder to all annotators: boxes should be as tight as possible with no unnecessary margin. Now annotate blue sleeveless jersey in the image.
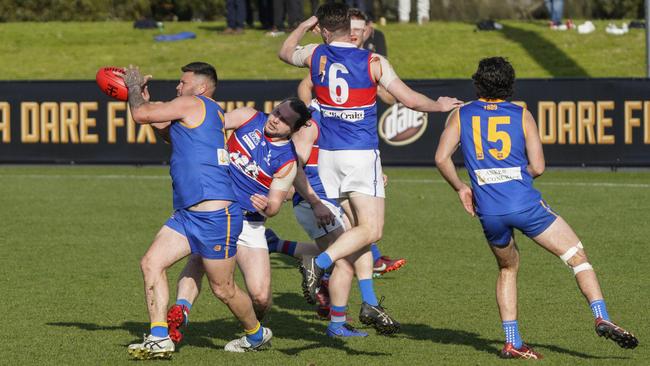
[169,95,235,209]
[458,100,541,215]
[227,112,297,212]
[310,43,378,150]
[292,107,333,206]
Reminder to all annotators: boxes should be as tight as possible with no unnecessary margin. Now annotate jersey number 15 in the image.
[471,116,511,160]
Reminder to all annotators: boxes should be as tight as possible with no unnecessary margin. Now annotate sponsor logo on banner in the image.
[474,167,522,186]
[378,103,428,146]
[322,109,365,122]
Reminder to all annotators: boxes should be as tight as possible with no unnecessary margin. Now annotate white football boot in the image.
[127,334,175,360]
[224,327,273,352]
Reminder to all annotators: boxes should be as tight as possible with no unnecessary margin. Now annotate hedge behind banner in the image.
[0,79,648,166]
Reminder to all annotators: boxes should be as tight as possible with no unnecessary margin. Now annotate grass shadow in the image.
[399,323,630,360]
[500,24,590,77]
[47,292,389,356]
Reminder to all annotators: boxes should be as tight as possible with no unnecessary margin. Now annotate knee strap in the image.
[560,242,584,265]
[572,262,593,275]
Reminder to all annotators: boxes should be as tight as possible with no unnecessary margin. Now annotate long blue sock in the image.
[245,322,264,345]
[590,299,610,321]
[358,279,379,306]
[315,252,333,270]
[176,298,192,311]
[370,243,381,262]
[151,322,169,338]
[328,305,347,330]
[502,320,523,348]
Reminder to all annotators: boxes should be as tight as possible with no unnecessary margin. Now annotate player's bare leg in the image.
[531,217,602,301]
[325,194,384,261]
[201,256,258,330]
[128,226,190,359]
[532,216,638,349]
[236,246,273,320]
[489,239,520,324]
[490,239,542,359]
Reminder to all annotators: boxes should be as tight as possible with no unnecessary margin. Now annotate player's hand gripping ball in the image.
[96,67,128,101]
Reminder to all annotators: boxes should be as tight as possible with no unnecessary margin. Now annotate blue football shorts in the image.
[478,200,559,247]
[165,202,243,259]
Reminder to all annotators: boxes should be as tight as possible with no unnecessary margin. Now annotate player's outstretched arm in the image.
[278,16,318,67]
[435,109,475,216]
[370,55,462,112]
[523,110,545,178]
[224,107,258,131]
[119,65,199,124]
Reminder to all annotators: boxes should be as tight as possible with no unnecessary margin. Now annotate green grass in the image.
[0,166,648,365]
[0,20,644,80]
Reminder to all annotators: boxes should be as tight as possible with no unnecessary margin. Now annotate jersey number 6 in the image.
[471,116,511,160]
[328,63,349,105]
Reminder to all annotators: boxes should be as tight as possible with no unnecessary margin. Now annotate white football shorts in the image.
[293,199,346,240]
[236,219,268,250]
[318,149,385,199]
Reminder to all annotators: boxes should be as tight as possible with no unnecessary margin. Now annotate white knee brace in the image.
[559,242,593,275]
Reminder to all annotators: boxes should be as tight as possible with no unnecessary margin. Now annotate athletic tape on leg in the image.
[560,242,584,265]
[572,262,593,275]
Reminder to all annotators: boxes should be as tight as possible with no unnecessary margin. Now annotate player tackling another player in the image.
[118,62,276,359]
[435,57,639,359]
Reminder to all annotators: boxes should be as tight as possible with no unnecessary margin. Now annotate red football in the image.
[96,66,128,101]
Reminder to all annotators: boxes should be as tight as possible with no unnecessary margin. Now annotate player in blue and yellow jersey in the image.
[118,63,272,358]
[279,3,462,336]
[435,57,638,359]
[163,98,313,345]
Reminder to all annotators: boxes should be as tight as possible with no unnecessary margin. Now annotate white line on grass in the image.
[0,174,648,188]
[391,178,650,188]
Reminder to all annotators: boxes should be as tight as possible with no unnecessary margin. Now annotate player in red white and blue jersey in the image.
[118,62,272,358]
[264,101,399,337]
[435,57,638,359]
[279,3,462,336]
[163,98,313,344]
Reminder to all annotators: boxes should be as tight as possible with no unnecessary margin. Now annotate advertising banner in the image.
[0,79,648,166]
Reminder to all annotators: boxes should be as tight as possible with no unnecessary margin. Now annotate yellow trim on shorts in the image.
[540,200,558,217]
[225,206,231,258]
[245,322,261,335]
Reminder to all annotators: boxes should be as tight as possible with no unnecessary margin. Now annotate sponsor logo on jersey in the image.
[242,130,262,150]
[474,167,522,186]
[321,109,365,122]
[378,103,428,146]
[217,149,229,166]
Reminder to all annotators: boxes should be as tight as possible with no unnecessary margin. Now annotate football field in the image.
[1,165,648,365]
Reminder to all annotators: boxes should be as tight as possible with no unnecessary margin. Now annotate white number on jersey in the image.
[328,63,349,105]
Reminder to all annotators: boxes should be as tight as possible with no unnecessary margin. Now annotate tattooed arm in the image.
[118,65,201,125]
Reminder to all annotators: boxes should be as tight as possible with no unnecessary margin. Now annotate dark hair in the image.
[283,97,312,132]
[348,8,368,23]
[316,3,350,34]
[471,57,515,100]
[181,62,218,88]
